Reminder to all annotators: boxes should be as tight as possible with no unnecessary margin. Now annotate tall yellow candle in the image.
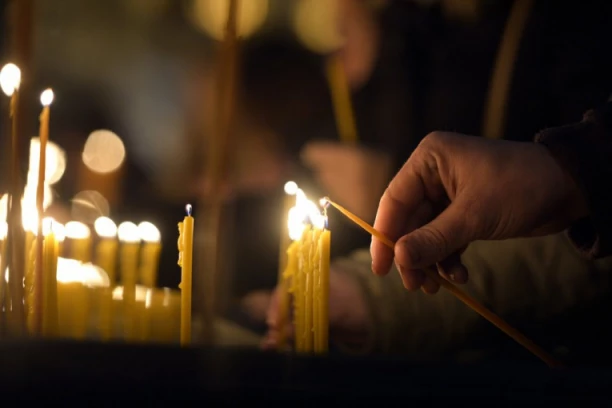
[65,221,92,263]
[277,181,298,349]
[317,218,331,352]
[138,221,161,288]
[41,218,59,337]
[118,221,141,341]
[35,89,54,336]
[178,204,194,346]
[94,217,118,285]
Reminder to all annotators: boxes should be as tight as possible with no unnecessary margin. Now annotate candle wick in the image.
[185,204,192,216]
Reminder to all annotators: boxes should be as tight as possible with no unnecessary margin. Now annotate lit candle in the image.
[94,217,118,285]
[35,89,54,336]
[23,208,37,334]
[138,221,161,288]
[277,182,298,349]
[285,186,329,353]
[178,204,194,346]
[118,221,140,341]
[1,64,25,334]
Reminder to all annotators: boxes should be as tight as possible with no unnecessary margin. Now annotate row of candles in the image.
[0,61,194,345]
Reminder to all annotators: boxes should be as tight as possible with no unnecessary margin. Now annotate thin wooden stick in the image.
[325,198,563,368]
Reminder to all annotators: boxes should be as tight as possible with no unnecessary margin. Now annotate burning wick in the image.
[185,204,192,217]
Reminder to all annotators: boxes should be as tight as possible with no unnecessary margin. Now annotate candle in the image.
[325,54,358,144]
[137,221,161,288]
[277,181,298,349]
[285,186,329,353]
[41,218,59,337]
[1,63,25,335]
[65,221,92,263]
[94,217,118,285]
[56,258,109,340]
[22,208,37,334]
[35,89,54,336]
[117,221,140,341]
[178,204,194,346]
[93,217,117,341]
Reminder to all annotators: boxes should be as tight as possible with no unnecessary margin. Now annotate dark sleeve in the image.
[535,102,612,258]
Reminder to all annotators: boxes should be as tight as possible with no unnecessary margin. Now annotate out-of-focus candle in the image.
[56,258,109,340]
[138,221,161,288]
[118,221,141,341]
[178,204,194,346]
[41,218,59,337]
[94,217,118,285]
[65,221,92,263]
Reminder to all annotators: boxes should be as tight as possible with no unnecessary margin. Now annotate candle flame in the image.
[284,181,298,195]
[56,257,110,287]
[185,204,192,216]
[117,221,140,243]
[138,221,161,243]
[319,197,330,209]
[0,63,20,96]
[40,88,54,106]
[65,221,91,239]
[94,216,117,238]
[287,184,325,241]
[42,217,55,236]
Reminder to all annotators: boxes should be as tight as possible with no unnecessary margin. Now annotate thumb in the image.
[395,202,474,270]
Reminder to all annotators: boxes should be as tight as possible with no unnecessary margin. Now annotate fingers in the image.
[371,162,425,276]
[395,201,473,279]
[438,252,469,284]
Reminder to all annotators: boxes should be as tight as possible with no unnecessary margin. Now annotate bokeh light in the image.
[71,190,110,224]
[28,138,67,185]
[82,129,126,174]
[138,221,161,243]
[0,63,21,96]
[117,221,140,243]
[186,0,269,40]
[293,0,344,54]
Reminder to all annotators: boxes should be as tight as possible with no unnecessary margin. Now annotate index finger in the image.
[371,161,424,275]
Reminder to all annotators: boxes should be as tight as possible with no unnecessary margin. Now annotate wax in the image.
[139,241,161,287]
[120,242,139,341]
[178,206,194,346]
[96,239,118,285]
[318,229,330,352]
[42,231,59,337]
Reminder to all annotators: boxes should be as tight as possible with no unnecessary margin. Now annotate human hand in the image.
[371,131,589,292]
[301,141,393,223]
[262,266,372,350]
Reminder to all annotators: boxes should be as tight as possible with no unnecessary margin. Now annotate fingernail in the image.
[398,265,411,289]
[448,273,455,281]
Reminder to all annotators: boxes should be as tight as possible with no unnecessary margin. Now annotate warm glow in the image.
[287,185,325,241]
[138,221,161,243]
[71,190,110,223]
[22,205,38,234]
[284,181,298,195]
[40,88,54,106]
[187,0,268,40]
[22,183,53,213]
[0,221,7,240]
[117,221,140,243]
[56,258,110,287]
[82,129,126,174]
[0,194,7,222]
[0,63,21,96]
[42,217,54,236]
[94,216,117,238]
[293,0,344,54]
[112,285,149,302]
[28,138,67,185]
[65,221,91,240]
[53,222,66,242]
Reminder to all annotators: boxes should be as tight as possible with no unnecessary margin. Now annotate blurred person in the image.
[258,0,612,360]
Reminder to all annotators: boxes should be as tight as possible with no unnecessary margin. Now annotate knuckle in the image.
[418,225,450,258]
